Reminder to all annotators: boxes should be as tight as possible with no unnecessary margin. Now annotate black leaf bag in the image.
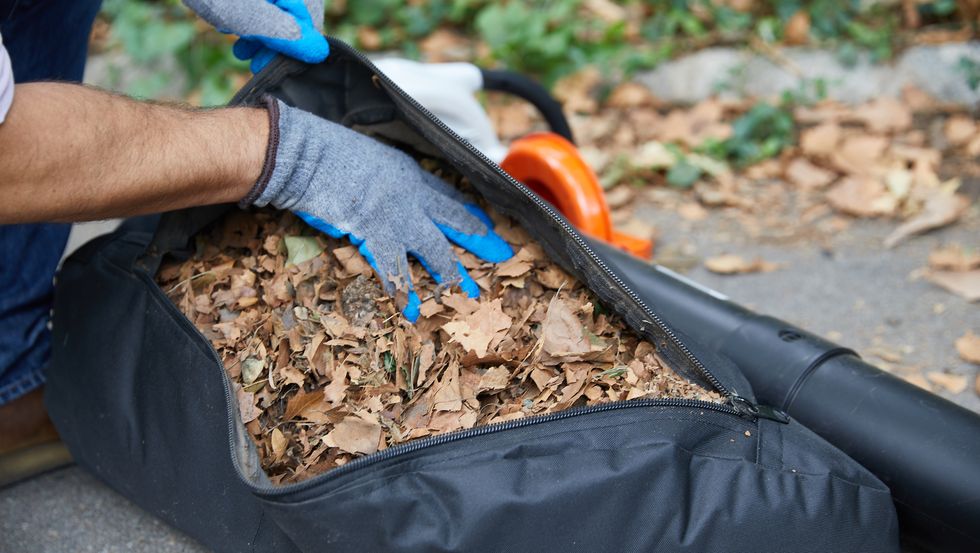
[46,39,899,553]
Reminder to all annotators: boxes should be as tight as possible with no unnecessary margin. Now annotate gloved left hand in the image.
[244,98,514,323]
[183,0,329,73]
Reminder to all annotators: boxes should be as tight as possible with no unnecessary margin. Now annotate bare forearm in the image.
[0,82,268,223]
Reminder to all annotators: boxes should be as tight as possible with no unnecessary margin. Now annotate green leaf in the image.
[666,158,703,189]
[284,236,324,265]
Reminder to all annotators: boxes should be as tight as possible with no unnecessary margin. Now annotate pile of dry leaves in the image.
[488,72,978,264]
[157,201,719,484]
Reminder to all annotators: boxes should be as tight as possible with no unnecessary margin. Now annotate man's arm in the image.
[0,82,268,223]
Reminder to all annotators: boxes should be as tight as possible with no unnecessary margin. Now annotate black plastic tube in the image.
[588,239,980,553]
[480,69,576,144]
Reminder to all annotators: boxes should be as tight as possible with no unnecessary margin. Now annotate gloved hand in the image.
[244,98,514,322]
[183,0,329,73]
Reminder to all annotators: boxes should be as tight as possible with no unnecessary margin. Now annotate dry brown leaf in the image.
[284,389,324,421]
[927,270,980,301]
[903,372,932,391]
[488,102,534,139]
[418,299,444,318]
[554,67,601,114]
[785,158,836,189]
[606,81,657,108]
[442,293,480,316]
[956,331,980,365]
[829,135,888,176]
[800,123,841,157]
[944,116,977,147]
[323,364,348,406]
[495,247,535,277]
[884,193,969,248]
[235,383,261,424]
[855,98,912,133]
[333,246,373,277]
[677,202,709,221]
[325,415,382,455]
[478,366,512,392]
[826,176,896,217]
[926,371,968,394]
[270,428,287,461]
[442,299,512,357]
[537,265,571,289]
[432,362,462,412]
[929,244,980,272]
[530,367,555,390]
[784,11,810,45]
[704,254,780,275]
[419,29,472,62]
[541,298,592,357]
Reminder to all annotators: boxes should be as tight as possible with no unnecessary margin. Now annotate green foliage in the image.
[101,0,962,102]
[665,158,703,188]
[959,57,980,91]
[100,0,248,105]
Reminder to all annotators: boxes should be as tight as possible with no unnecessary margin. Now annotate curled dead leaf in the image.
[926,371,968,394]
[704,254,780,275]
[884,193,969,248]
[826,176,896,217]
[926,270,980,302]
[955,331,980,365]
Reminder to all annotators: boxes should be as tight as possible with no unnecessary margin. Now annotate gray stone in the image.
[637,42,980,105]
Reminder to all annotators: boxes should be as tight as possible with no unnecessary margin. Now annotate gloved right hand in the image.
[183,0,329,72]
[243,98,514,322]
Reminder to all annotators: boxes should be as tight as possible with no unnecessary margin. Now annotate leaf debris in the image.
[158,204,720,485]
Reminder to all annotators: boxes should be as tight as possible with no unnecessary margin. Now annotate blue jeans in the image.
[0,0,102,405]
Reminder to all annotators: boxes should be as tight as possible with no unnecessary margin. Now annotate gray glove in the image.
[183,0,329,72]
[244,98,514,322]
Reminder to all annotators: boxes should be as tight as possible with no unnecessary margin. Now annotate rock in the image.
[635,43,980,106]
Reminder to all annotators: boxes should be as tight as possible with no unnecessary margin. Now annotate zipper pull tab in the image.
[730,395,790,424]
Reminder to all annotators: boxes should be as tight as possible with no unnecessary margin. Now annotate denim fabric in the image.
[0,0,102,405]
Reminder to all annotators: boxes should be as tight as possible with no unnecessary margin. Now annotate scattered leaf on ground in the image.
[955,332,980,365]
[929,244,980,272]
[704,254,780,275]
[926,371,968,394]
[884,193,969,248]
[826,177,896,217]
[926,270,980,302]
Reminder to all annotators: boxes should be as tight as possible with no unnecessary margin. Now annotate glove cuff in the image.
[239,95,281,208]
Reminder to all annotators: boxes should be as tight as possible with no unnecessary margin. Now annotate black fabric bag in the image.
[46,39,899,553]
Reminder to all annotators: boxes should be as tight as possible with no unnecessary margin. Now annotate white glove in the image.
[373,59,509,163]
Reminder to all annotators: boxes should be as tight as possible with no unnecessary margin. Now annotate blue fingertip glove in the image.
[247,98,514,324]
[184,0,329,73]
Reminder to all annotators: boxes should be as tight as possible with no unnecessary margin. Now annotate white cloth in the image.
[373,59,509,163]
[0,31,13,124]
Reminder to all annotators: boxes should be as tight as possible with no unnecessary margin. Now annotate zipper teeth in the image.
[311,397,738,480]
[328,42,729,397]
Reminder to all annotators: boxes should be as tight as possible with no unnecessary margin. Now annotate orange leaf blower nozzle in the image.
[501,133,653,259]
